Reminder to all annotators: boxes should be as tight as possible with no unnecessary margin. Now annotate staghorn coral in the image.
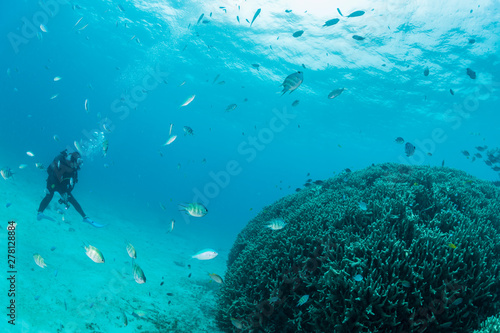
[473,315,500,333]
[217,163,500,332]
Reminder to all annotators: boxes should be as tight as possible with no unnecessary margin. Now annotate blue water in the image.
[1,0,499,331]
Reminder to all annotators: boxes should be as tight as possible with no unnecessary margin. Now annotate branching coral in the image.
[216,163,500,332]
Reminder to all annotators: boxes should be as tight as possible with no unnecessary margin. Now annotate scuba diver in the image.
[37,149,104,228]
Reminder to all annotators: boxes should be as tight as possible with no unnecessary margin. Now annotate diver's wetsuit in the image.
[37,151,86,217]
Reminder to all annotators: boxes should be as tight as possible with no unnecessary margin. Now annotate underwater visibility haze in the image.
[1,0,500,332]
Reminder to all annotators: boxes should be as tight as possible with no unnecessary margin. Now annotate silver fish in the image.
[167,219,175,233]
[280,71,303,96]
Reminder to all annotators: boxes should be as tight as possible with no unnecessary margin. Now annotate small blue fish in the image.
[297,295,309,306]
[466,68,476,79]
[323,18,340,27]
[347,10,365,18]
[269,296,279,304]
[197,13,204,25]
[293,30,304,38]
[353,274,363,281]
[250,8,261,26]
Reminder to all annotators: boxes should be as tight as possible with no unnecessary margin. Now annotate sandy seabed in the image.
[1,172,226,333]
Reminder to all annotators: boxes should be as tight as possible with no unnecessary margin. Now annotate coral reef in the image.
[473,315,500,333]
[217,163,500,332]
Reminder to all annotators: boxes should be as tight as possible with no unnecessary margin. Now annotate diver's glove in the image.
[83,216,105,228]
